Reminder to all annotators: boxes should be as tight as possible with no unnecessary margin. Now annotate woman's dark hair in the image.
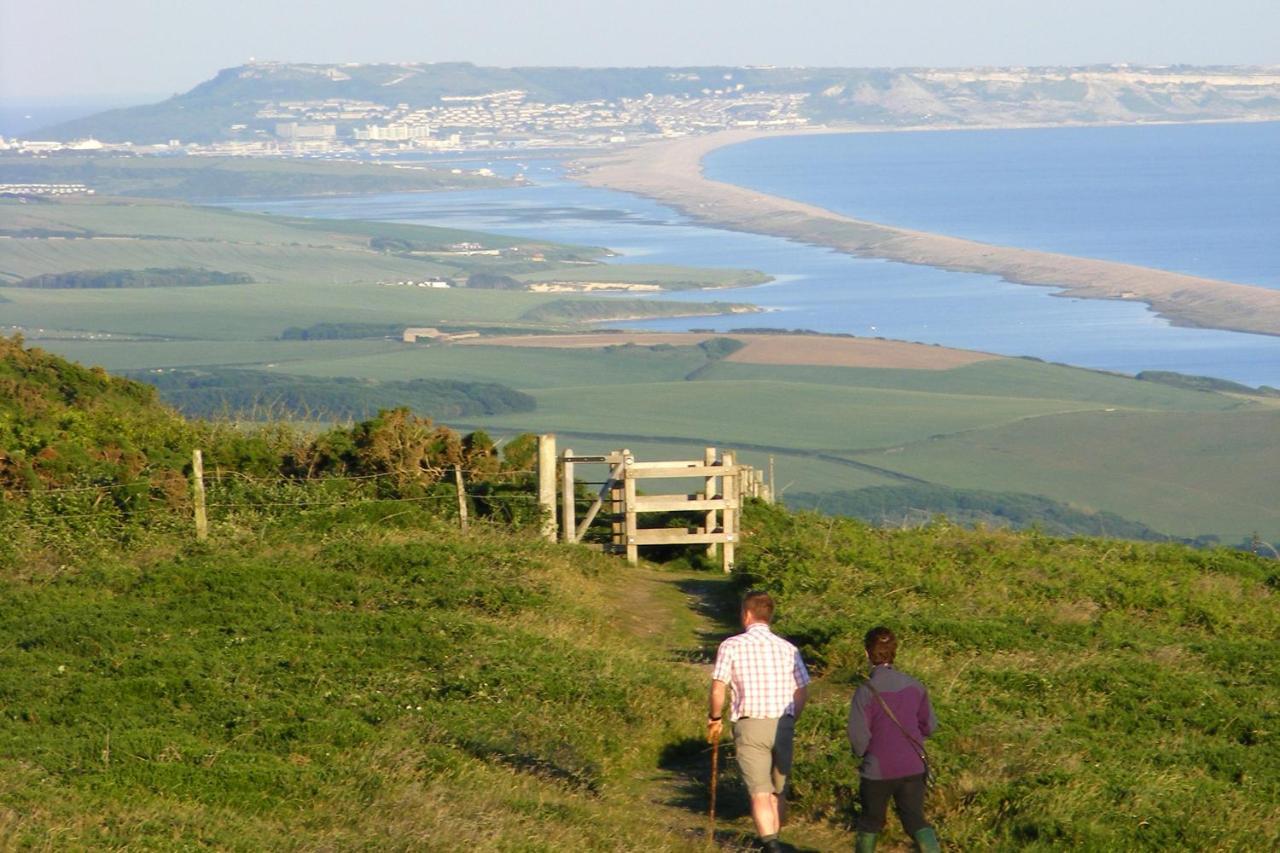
[864,626,897,665]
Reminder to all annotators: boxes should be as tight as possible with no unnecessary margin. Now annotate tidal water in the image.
[237,124,1280,387]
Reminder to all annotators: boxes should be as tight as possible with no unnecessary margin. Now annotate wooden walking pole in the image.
[454,465,469,532]
[191,449,208,542]
[708,728,720,842]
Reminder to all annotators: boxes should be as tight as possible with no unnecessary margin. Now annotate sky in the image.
[2,0,1278,101]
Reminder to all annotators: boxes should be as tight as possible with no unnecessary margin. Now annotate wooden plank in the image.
[626,459,704,470]
[625,464,734,480]
[630,529,737,546]
[633,495,734,512]
[576,461,624,541]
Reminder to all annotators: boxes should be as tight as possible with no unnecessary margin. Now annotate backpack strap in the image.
[863,675,931,781]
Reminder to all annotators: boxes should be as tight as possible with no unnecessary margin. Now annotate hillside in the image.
[1,344,1277,850]
[34,62,1280,144]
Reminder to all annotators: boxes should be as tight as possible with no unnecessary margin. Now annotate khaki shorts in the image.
[732,715,796,795]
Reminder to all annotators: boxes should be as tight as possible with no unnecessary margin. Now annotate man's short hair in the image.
[864,626,897,665]
[741,590,775,623]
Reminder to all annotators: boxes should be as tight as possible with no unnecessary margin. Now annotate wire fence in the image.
[0,462,546,534]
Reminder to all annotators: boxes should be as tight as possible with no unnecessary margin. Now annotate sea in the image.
[235,122,1280,387]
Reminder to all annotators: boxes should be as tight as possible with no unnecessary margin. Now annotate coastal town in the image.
[3,71,811,158]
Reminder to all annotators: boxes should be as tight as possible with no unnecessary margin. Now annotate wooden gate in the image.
[537,436,772,573]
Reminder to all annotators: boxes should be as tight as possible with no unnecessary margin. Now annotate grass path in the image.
[620,565,854,852]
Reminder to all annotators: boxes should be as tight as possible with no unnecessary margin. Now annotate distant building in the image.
[354,123,431,141]
[275,122,336,140]
[403,327,444,343]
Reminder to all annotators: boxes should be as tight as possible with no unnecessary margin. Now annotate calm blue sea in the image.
[236,123,1280,387]
[706,122,1280,290]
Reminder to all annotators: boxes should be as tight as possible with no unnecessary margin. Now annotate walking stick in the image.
[708,727,720,842]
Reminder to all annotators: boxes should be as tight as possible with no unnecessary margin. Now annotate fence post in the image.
[622,449,638,565]
[191,449,208,542]
[537,434,558,542]
[611,462,625,554]
[454,465,469,532]
[721,451,737,574]
[560,448,576,544]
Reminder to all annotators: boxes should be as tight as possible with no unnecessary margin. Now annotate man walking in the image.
[848,626,939,852]
[708,590,810,853]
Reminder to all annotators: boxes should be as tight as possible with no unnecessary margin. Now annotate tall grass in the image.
[738,503,1279,851]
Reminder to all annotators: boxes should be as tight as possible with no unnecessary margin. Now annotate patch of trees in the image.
[132,368,535,421]
[785,485,1180,542]
[280,323,405,341]
[698,337,745,360]
[14,268,252,289]
[1137,370,1280,398]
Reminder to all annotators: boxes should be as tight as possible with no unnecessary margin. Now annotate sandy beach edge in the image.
[569,124,1280,339]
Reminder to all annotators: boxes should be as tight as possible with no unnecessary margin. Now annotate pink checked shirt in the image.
[712,623,810,721]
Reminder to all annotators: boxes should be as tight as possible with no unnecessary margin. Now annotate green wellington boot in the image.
[912,826,941,852]
[854,831,877,853]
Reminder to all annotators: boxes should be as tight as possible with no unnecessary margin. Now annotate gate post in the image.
[721,451,737,574]
[537,434,557,542]
[560,448,576,544]
[622,449,638,565]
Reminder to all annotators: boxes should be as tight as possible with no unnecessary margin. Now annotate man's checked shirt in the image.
[712,622,810,721]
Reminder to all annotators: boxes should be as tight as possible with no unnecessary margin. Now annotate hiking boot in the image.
[912,826,940,852]
[855,831,877,853]
[760,839,784,853]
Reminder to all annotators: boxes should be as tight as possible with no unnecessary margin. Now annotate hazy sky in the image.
[3,0,1278,100]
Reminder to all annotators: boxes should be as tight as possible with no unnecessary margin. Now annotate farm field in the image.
[843,408,1280,544]
[0,197,759,339]
[5,200,1277,545]
[0,153,508,199]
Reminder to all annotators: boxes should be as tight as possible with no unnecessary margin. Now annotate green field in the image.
[0,154,507,199]
[4,196,1278,544]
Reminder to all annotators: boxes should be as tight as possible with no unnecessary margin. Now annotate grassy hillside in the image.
[0,513,718,850]
[1,342,1277,850]
[739,504,1279,851]
[2,492,1275,849]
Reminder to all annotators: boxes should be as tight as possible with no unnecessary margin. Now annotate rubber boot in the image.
[855,831,877,853]
[912,826,941,852]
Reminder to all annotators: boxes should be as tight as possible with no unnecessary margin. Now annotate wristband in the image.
[708,715,722,722]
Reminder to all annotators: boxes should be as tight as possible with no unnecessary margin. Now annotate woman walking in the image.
[847,626,940,852]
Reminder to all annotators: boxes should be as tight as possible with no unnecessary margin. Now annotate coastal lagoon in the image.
[241,124,1280,386]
